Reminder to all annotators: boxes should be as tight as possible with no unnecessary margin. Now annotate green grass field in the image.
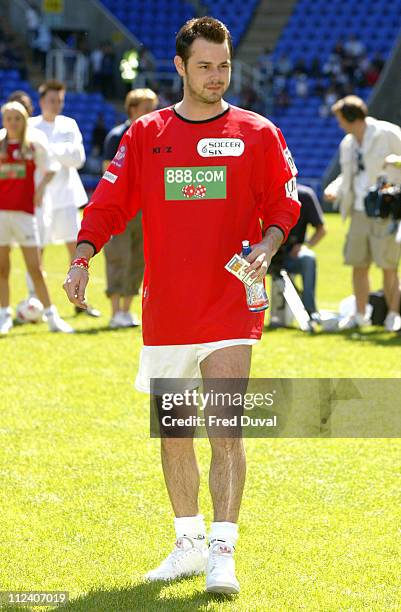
[1,213,401,611]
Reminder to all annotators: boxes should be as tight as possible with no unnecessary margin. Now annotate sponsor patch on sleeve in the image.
[285,177,298,199]
[112,144,126,168]
[283,147,298,177]
[103,170,118,184]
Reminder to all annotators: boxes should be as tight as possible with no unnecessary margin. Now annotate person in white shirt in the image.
[31,80,100,317]
[324,96,401,332]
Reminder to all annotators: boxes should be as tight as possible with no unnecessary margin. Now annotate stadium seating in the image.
[100,0,258,59]
[269,0,401,182]
[2,0,399,188]
[196,0,259,48]
[101,0,193,60]
[0,71,120,153]
[99,0,400,184]
[0,69,122,190]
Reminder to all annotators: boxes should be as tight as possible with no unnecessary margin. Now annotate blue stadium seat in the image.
[269,0,401,179]
[100,0,258,52]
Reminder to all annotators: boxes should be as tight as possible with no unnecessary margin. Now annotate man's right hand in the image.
[63,267,89,308]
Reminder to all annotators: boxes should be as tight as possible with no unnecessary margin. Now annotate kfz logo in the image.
[153,146,173,154]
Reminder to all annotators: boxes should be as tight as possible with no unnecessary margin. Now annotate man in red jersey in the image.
[63,17,300,594]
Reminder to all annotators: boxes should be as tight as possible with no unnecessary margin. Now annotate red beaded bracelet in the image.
[71,257,89,269]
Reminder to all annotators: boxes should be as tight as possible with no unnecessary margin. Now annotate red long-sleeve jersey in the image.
[78,105,300,345]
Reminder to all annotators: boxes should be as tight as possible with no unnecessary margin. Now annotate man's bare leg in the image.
[200,344,251,523]
[383,269,400,312]
[382,268,401,330]
[200,344,251,594]
[122,295,134,313]
[110,294,121,317]
[145,404,206,582]
[160,436,200,517]
[353,266,370,314]
[147,346,251,586]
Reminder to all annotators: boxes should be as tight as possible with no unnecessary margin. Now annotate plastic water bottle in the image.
[241,240,269,312]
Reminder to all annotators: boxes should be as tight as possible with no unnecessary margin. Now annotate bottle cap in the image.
[242,240,250,247]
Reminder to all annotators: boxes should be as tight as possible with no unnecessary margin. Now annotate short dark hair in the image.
[331,95,368,122]
[7,90,33,116]
[176,16,233,64]
[38,80,66,98]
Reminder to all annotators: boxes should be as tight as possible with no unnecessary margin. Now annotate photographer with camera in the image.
[324,95,401,331]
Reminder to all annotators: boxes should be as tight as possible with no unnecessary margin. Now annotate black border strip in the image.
[172,105,230,124]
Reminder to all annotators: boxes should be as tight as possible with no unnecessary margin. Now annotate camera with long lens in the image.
[365,180,401,221]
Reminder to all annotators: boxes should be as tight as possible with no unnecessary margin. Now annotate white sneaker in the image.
[338,312,371,330]
[206,540,240,594]
[384,311,401,332]
[145,536,208,581]
[46,306,74,333]
[0,308,13,335]
[122,311,141,327]
[109,311,141,328]
[109,311,126,329]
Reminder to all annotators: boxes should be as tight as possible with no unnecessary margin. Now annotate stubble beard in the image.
[185,74,228,106]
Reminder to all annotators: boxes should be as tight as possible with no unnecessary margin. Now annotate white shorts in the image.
[0,210,40,247]
[37,206,81,246]
[135,338,259,394]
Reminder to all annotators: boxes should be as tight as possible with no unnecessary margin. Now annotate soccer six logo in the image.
[164,166,226,201]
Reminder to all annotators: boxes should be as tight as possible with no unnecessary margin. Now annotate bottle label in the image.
[246,282,269,308]
[245,281,269,310]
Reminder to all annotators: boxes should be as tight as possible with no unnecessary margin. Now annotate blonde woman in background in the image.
[0,101,73,334]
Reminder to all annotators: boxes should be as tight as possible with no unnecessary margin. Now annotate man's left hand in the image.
[243,242,273,281]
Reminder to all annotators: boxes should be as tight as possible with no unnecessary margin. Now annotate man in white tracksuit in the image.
[31,79,100,316]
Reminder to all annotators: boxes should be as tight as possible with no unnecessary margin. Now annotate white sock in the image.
[174,514,206,546]
[355,312,369,325]
[0,306,12,316]
[209,521,238,549]
[44,305,57,316]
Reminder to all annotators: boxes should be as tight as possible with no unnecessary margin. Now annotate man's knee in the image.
[353,266,370,276]
[161,437,194,455]
[209,437,244,455]
[298,250,316,270]
[382,268,398,278]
